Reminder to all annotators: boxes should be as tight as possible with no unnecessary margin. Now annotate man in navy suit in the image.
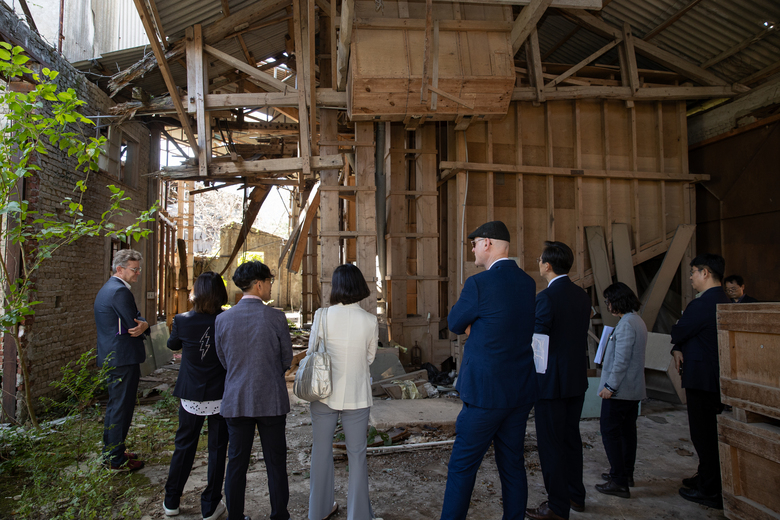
[94,249,149,471]
[672,254,730,509]
[440,221,537,520]
[526,241,591,520]
[723,274,758,303]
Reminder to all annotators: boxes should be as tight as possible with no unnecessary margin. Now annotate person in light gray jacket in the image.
[595,282,647,500]
[215,261,293,520]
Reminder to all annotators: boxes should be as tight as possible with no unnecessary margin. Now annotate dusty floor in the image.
[134,373,727,520]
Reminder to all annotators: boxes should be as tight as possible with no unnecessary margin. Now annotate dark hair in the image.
[540,241,574,275]
[724,274,744,286]
[603,282,641,315]
[191,271,228,314]
[232,260,273,292]
[691,253,725,282]
[330,264,371,305]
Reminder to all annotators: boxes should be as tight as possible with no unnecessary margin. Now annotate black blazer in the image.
[168,310,226,402]
[94,277,148,368]
[534,276,592,400]
[671,286,731,393]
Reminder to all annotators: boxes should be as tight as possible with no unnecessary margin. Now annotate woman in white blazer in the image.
[596,282,647,500]
[307,264,378,520]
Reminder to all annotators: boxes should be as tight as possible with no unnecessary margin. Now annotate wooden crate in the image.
[718,413,780,520]
[718,303,780,421]
[348,0,514,121]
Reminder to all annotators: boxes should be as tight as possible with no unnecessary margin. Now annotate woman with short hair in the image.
[163,272,229,520]
[307,264,379,520]
[596,282,647,499]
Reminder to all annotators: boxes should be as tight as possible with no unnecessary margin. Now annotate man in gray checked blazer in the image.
[215,261,293,520]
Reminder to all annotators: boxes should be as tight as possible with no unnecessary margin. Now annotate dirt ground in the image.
[134,369,728,520]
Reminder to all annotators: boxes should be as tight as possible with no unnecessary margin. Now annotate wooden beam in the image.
[306,0,318,155]
[431,20,440,110]
[562,8,732,87]
[643,0,704,41]
[286,185,321,271]
[546,38,621,88]
[622,25,640,93]
[585,226,618,327]
[701,26,775,70]
[638,224,696,330]
[131,0,199,156]
[220,0,255,64]
[204,0,291,43]
[525,28,545,102]
[204,45,294,92]
[512,85,738,101]
[159,154,344,179]
[293,0,313,193]
[739,58,780,86]
[421,0,434,103]
[17,0,37,32]
[148,0,168,46]
[186,25,210,176]
[438,160,709,182]
[336,0,355,91]
[353,18,511,31]
[511,0,554,55]
[612,223,637,294]
[428,85,475,109]
[205,89,345,110]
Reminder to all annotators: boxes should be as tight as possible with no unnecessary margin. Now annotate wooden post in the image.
[354,122,377,314]
[319,109,339,306]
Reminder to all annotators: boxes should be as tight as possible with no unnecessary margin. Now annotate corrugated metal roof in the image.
[540,0,780,86]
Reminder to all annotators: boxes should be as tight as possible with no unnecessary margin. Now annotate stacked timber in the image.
[717,303,780,520]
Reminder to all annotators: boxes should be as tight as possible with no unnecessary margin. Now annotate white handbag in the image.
[293,307,332,402]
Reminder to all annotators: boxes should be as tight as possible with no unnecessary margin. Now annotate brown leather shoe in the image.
[569,500,585,513]
[525,501,565,520]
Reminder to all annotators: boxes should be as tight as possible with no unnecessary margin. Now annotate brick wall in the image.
[1,5,157,414]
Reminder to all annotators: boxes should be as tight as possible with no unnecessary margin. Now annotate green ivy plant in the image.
[0,43,159,428]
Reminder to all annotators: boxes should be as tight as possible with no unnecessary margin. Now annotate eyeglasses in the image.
[470,238,487,248]
[123,267,142,273]
[690,267,705,276]
[267,278,275,286]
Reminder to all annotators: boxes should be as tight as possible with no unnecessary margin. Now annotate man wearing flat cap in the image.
[440,221,538,520]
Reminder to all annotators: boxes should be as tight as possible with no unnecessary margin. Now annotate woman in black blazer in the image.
[163,272,229,520]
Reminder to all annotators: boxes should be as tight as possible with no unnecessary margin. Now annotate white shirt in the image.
[488,257,514,270]
[307,303,378,410]
[113,275,131,289]
[547,274,568,287]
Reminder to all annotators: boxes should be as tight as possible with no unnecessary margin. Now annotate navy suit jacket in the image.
[448,259,537,409]
[215,297,293,418]
[671,286,731,393]
[94,276,148,368]
[534,276,591,400]
[167,310,226,402]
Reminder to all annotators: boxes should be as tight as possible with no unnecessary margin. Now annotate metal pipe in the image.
[375,122,387,301]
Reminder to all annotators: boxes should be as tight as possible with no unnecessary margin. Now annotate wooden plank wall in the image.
[446,99,695,299]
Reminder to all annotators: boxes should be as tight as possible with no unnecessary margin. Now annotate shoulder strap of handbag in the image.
[320,306,329,353]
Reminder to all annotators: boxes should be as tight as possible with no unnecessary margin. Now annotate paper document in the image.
[595,326,614,365]
[532,333,549,374]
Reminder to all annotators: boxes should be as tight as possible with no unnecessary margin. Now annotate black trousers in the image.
[103,363,140,466]
[225,415,289,520]
[164,405,229,516]
[600,399,639,487]
[534,394,586,519]
[686,388,723,495]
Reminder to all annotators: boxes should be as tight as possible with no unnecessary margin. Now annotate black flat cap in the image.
[467,220,511,242]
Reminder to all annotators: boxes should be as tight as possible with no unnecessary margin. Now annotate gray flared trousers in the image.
[309,401,374,520]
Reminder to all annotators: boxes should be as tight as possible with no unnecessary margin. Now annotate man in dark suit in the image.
[723,274,758,303]
[526,241,591,520]
[215,261,293,520]
[94,248,149,471]
[672,254,730,509]
[440,221,537,520]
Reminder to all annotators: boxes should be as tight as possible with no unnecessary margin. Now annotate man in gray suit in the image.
[215,261,293,520]
[94,249,149,471]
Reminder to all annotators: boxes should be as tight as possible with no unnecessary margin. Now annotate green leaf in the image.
[12,54,30,66]
[0,49,10,61]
